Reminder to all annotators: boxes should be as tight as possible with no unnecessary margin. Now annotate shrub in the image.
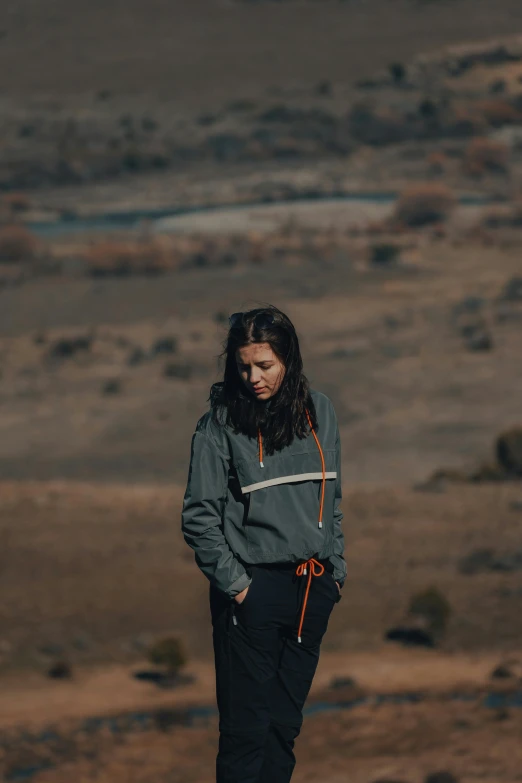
[48,335,92,359]
[348,103,407,146]
[463,137,510,176]
[102,379,122,395]
[163,362,192,380]
[480,204,522,229]
[151,336,178,356]
[370,243,400,265]
[458,547,496,574]
[392,183,456,227]
[476,99,522,127]
[0,224,38,263]
[408,586,451,637]
[147,636,187,674]
[496,427,522,476]
[499,276,522,301]
[468,460,505,482]
[86,239,171,276]
[427,151,449,175]
[2,192,31,213]
[389,62,406,84]
[47,660,72,679]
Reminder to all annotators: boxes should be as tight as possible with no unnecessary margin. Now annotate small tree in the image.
[496,427,522,476]
[408,586,451,638]
[147,636,187,675]
[464,137,509,176]
[393,184,456,227]
[370,243,400,265]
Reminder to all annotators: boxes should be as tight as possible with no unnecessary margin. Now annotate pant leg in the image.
[210,566,285,783]
[258,565,340,783]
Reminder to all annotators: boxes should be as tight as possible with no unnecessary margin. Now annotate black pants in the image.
[209,559,341,783]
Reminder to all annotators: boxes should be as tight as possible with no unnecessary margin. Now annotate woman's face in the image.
[236,342,285,401]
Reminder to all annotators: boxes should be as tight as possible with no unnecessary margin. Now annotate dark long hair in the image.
[209,304,318,455]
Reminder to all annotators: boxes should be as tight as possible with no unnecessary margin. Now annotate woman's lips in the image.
[254,387,266,394]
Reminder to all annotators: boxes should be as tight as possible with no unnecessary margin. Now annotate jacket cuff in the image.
[224,571,252,599]
[329,555,347,586]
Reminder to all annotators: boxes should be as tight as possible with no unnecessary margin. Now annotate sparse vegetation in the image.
[392,183,456,227]
[163,361,192,380]
[475,98,522,127]
[463,137,510,176]
[102,379,122,395]
[408,586,452,638]
[0,224,39,264]
[147,636,187,674]
[47,659,73,679]
[496,427,522,476]
[370,242,401,265]
[48,334,92,359]
[86,239,172,276]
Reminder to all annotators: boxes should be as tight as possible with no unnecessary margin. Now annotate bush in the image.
[370,243,400,265]
[393,183,456,227]
[389,62,406,84]
[496,427,522,476]
[47,659,72,679]
[151,336,178,356]
[348,103,407,146]
[147,636,187,674]
[499,276,522,301]
[480,204,522,229]
[458,547,496,574]
[86,239,171,276]
[427,151,449,175]
[2,192,31,213]
[163,362,192,380]
[408,586,451,637]
[0,224,38,263]
[463,137,510,176]
[48,334,92,359]
[476,99,522,127]
[102,379,122,395]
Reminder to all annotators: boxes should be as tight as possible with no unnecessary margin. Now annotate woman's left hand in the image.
[335,581,340,593]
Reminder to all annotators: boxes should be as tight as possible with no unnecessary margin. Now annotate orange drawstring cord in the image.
[257,428,264,467]
[305,408,325,528]
[295,557,324,643]
[257,408,328,643]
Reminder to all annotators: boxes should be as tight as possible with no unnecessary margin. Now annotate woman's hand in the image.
[335,581,340,593]
[235,586,250,604]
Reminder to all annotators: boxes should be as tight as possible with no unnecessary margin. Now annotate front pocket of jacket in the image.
[236,450,338,555]
[245,479,335,555]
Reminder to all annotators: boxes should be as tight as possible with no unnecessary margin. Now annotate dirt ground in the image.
[2,475,522,783]
[1,236,522,486]
[2,5,522,780]
[1,0,522,108]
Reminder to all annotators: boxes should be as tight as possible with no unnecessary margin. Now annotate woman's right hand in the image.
[234,586,250,604]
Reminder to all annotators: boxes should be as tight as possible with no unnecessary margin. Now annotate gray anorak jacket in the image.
[181,385,347,598]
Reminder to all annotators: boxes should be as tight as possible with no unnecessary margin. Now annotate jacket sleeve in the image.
[329,420,347,587]
[181,426,252,599]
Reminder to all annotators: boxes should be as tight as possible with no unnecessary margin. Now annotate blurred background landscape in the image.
[2,1,522,781]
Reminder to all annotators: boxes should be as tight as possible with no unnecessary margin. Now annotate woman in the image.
[181,305,347,783]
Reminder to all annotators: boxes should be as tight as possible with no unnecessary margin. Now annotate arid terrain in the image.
[1,2,522,781]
